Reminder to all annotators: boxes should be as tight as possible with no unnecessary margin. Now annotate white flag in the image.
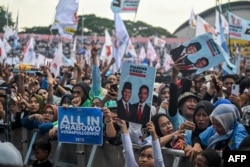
[3,38,11,53]
[22,37,36,65]
[147,40,157,61]
[4,26,14,40]
[163,52,174,72]
[51,0,79,39]
[50,42,63,77]
[35,53,46,68]
[114,13,129,71]
[189,8,196,29]
[215,10,229,36]
[196,15,216,37]
[153,36,166,48]
[100,29,113,62]
[0,39,7,63]
[125,39,137,58]
[138,46,146,61]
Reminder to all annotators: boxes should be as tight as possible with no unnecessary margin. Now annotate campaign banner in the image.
[58,107,103,145]
[117,63,156,125]
[228,11,250,41]
[111,0,140,13]
[170,33,225,76]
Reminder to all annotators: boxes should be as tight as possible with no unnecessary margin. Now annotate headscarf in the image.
[192,100,214,143]
[72,81,91,104]
[59,94,73,106]
[157,84,169,106]
[42,104,58,121]
[207,104,238,149]
[29,94,45,114]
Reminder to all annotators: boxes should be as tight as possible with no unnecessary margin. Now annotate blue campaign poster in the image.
[58,107,103,145]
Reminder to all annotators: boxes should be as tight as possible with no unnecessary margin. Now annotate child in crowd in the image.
[116,118,165,167]
[194,149,221,167]
[32,139,52,167]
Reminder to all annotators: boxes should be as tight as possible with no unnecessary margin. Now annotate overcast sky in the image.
[3,0,238,34]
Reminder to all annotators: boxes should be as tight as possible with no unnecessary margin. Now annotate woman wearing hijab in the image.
[184,100,214,160]
[197,104,247,150]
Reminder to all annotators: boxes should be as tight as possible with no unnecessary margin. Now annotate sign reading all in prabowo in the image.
[58,107,103,145]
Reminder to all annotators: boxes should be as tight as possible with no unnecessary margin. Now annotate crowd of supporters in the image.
[0,34,250,167]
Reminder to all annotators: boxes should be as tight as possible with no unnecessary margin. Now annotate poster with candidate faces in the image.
[170,33,225,76]
[117,62,156,126]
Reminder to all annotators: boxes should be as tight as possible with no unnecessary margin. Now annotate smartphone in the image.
[204,74,212,82]
[110,84,118,92]
[231,84,239,95]
[212,76,221,92]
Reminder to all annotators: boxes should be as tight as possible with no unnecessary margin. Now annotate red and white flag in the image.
[50,42,63,77]
[113,13,129,71]
[22,37,36,65]
[100,29,113,63]
[163,53,174,71]
[195,15,216,37]
[153,36,166,48]
[51,0,79,39]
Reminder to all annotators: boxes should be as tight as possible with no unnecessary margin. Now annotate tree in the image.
[21,14,174,37]
[0,6,14,32]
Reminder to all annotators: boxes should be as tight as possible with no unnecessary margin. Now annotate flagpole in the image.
[6,4,9,27]
[133,0,141,22]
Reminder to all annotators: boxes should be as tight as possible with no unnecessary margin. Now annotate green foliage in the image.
[0,6,14,32]
[0,6,173,37]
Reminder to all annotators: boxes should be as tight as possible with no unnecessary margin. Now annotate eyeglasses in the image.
[44,110,54,115]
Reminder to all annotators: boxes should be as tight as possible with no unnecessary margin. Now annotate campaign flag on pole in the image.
[14,10,19,39]
[113,13,129,71]
[50,42,63,77]
[22,37,36,65]
[153,36,166,48]
[189,8,196,29]
[216,10,236,74]
[58,107,103,145]
[163,52,174,72]
[228,11,250,41]
[51,0,79,39]
[111,0,140,13]
[138,46,146,62]
[3,38,11,54]
[147,40,157,61]
[35,53,46,68]
[3,26,14,40]
[126,39,137,58]
[0,39,7,63]
[100,29,113,63]
[196,15,216,37]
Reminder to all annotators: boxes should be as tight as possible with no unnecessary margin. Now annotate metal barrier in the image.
[4,129,210,167]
